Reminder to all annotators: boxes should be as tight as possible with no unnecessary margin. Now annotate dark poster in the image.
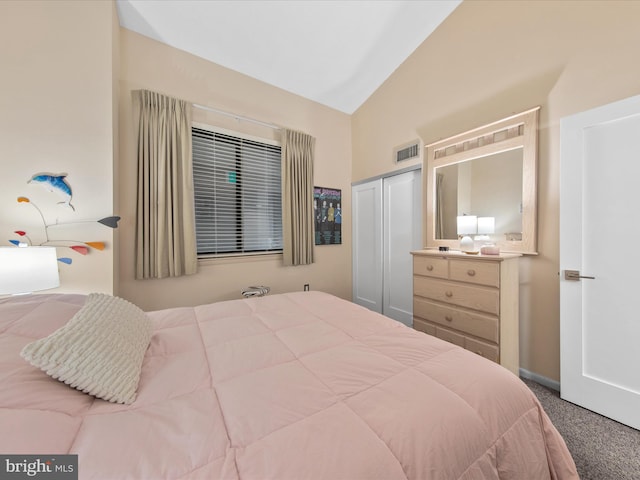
[314,187,342,245]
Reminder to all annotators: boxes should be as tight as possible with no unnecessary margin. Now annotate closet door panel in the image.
[383,170,422,326]
[352,180,383,313]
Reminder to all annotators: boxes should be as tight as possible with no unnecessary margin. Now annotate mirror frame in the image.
[424,107,540,254]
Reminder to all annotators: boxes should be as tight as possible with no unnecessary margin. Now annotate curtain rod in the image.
[192,103,281,131]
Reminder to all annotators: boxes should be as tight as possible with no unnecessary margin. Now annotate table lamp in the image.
[456,215,477,252]
[0,246,60,295]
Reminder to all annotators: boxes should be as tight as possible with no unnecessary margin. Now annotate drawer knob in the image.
[445,290,453,298]
[427,265,434,271]
[467,269,476,277]
[445,315,453,322]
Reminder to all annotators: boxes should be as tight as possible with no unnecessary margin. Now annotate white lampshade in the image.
[477,217,495,235]
[0,246,60,295]
[456,215,477,235]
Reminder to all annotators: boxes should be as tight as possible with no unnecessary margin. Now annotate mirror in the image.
[424,107,539,254]
[435,148,523,240]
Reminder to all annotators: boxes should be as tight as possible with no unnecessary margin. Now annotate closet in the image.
[352,168,421,326]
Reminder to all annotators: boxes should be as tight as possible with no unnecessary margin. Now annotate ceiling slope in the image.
[116,0,461,114]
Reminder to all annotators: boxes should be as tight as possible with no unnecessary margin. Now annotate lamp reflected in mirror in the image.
[475,216,495,245]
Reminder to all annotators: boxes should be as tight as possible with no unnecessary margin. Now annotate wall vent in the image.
[393,139,422,164]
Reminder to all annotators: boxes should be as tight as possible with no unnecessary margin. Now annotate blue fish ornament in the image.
[29,173,75,211]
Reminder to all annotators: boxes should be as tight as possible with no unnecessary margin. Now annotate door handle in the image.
[564,270,596,281]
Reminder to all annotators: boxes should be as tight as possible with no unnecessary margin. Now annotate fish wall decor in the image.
[8,172,120,265]
[28,172,74,211]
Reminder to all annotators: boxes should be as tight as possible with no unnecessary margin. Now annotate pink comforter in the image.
[0,292,577,479]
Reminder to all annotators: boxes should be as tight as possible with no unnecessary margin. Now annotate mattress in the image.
[0,291,578,479]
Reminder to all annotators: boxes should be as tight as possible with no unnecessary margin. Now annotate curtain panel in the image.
[281,129,315,266]
[132,90,198,279]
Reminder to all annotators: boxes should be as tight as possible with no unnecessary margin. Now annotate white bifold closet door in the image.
[352,169,421,326]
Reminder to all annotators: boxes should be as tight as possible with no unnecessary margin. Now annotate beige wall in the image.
[0,0,117,294]
[2,1,352,310]
[352,0,640,381]
[117,29,352,310]
[8,0,636,383]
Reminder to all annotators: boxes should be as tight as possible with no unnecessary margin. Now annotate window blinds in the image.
[192,127,282,255]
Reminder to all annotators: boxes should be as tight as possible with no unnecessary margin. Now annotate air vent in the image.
[393,139,422,164]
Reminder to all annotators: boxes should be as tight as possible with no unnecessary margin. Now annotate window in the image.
[192,125,282,256]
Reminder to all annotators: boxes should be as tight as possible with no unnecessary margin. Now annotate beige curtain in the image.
[132,89,197,279]
[281,129,315,266]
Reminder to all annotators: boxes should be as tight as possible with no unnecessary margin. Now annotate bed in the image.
[0,291,578,479]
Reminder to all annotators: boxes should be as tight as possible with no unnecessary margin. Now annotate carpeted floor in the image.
[522,378,640,479]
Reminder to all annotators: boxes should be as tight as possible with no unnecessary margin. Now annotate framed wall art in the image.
[313,187,341,245]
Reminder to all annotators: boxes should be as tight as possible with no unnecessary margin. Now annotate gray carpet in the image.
[522,378,640,479]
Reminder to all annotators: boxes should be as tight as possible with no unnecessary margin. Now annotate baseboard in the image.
[519,368,560,392]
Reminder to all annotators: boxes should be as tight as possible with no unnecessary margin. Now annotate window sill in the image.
[197,252,283,266]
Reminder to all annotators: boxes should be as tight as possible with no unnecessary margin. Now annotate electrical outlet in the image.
[304,284,310,291]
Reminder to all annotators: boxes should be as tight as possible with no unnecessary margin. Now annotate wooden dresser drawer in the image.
[413,317,436,336]
[413,255,448,279]
[412,317,499,362]
[414,276,499,315]
[449,259,500,287]
[465,337,499,362]
[435,326,465,347]
[413,297,498,343]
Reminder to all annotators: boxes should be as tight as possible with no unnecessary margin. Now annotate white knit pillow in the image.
[21,293,152,404]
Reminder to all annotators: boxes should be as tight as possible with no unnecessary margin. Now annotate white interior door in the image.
[352,179,383,313]
[383,170,422,326]
[560,94,640,430]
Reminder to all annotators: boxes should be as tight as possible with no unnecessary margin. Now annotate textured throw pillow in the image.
[21,293,152,404]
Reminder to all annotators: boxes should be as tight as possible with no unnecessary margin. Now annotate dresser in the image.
[411,250,520,375]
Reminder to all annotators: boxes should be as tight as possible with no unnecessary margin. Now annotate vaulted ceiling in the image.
[116,0,461,114]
